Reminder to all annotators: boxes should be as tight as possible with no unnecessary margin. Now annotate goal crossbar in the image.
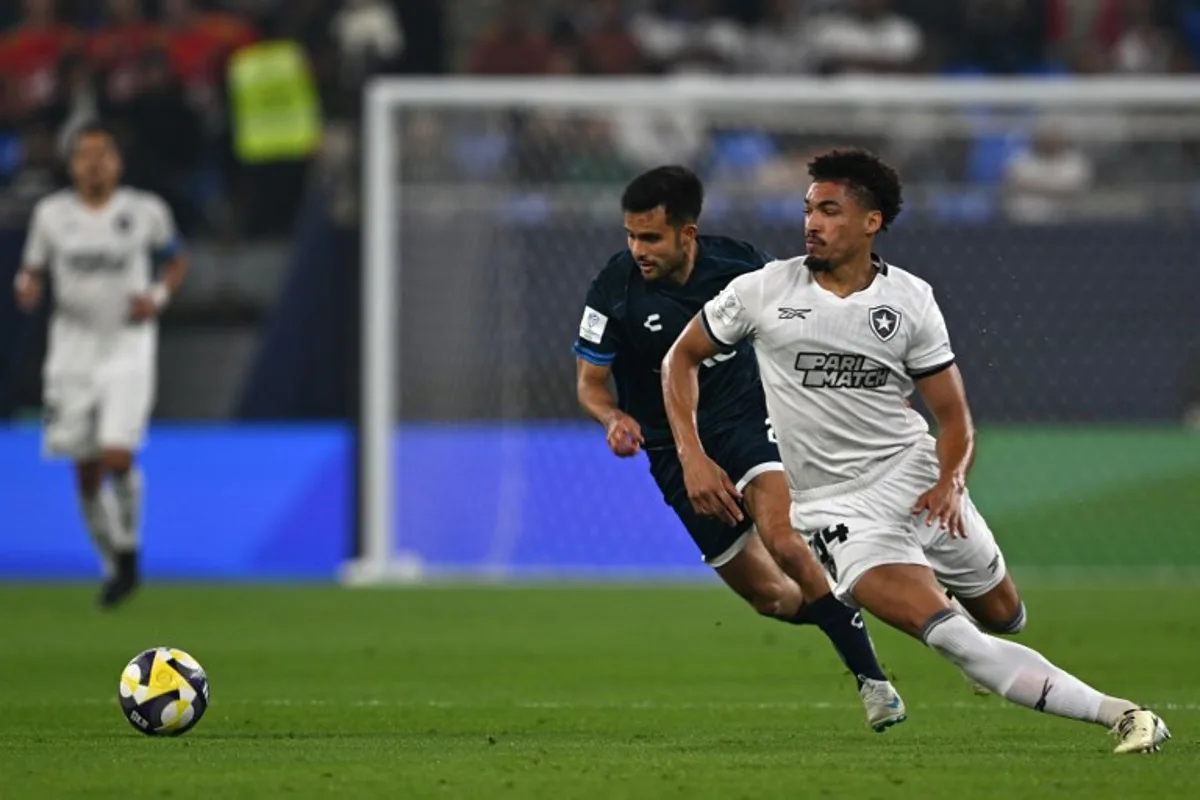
[346,75,1200,585]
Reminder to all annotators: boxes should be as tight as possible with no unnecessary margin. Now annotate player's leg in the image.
[946,575,1024,696]
[921,468,1168,751]
[931,493,1027,634]
[849,561,1167,753]
[94,445,141,607]
[925,492,1025,694]
[94,371,153,607]
[100,447,141,554]
[709,530,905,732]
[44,378,119,584]
[798,458,1168,754]
[709,530,801,617]
[73,458,118,580]
[740,473,895,693]
[713,420,904,731]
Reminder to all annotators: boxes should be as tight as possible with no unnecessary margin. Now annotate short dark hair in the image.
[621,165,704,227]
[71,120,120,154]
[807,149,903,231]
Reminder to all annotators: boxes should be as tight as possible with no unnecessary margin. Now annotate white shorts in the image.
[43,370,154,460]
[789,443,1008,606]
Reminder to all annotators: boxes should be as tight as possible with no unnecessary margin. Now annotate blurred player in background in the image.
[662,149,1169,754]
[574,166,906,732]
[13,121,187,609]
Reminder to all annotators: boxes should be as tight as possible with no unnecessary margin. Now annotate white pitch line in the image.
[68,698,1200,712]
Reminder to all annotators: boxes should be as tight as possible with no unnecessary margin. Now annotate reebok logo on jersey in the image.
[777,307,812,320]
[794,353,890,389]
[579,306,608,344]
[869,305,901,342]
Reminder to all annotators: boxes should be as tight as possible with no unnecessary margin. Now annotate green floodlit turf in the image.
[967,427,1200,569]
[0,584,1197,799]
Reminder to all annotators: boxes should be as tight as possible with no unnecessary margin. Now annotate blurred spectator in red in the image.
[0,0,80,121]
[578,0,646,74]
[809,0,925,74]
[89,0,160,109]
[161,0,255,95]
[1045,0,1123,69]
[159,0,257,143]
[469,0,553,75]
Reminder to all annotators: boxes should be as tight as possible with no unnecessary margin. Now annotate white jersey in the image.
[22,187,179,378]
[702,255,955,498]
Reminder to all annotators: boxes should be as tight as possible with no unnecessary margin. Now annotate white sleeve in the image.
[701,272,762,350]
[906,289,955,377]
[21,201,53,271]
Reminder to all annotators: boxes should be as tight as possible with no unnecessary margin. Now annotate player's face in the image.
[804,181,881,271]
[624,207,696,283]
[70,132,122,195]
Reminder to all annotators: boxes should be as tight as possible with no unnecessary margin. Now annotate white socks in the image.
[109,467,143,553]
[924,611,1136,727]
[79,467,142,573]
[79,490,118,577]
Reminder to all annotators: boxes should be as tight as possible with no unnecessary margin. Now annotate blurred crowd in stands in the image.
[2,0,1199,239]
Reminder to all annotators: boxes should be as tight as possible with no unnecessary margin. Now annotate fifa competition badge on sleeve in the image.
[712,286,744,325]
[579,306,608,344]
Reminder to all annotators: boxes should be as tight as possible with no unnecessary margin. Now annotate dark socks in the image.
[788,594,888,687]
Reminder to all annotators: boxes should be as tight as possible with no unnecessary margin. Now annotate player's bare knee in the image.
[101,449,134,475]
[749,583,796,618]
[75,461,103,496]
[962,579,1026,634]
[986,601,1027,635]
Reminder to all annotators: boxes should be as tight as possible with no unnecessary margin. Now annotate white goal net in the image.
[346,76,1200,585]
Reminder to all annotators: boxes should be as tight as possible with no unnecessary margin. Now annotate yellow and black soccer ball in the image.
[118,647,210,736]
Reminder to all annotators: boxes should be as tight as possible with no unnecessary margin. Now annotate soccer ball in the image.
[118,647,210,736]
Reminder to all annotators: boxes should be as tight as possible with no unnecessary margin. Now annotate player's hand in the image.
[604,412,644,457]
[912,477,966,538]
[128,293,159,322]
[682,454,744,527]
[13,271,42,313]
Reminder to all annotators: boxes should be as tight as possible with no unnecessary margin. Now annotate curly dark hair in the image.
[807,149,903,231]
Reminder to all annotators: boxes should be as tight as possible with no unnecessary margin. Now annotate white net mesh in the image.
[357,79,1200,581]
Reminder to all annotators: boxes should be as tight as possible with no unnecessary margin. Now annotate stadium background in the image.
[1,0,1199,581]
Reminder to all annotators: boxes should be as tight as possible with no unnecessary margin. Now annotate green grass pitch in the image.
[1,582,1197,799]
[3,427,1198,797]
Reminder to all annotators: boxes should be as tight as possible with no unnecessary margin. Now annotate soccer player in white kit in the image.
[661,149,1169,754]
[13,121,187,609]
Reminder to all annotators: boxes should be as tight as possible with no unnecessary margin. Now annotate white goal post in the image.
[343,75,1200,586]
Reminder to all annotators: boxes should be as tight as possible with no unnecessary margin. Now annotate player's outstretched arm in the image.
[13,268,44,313]
[575,358,643,457]
[16,199,50,313]
[662,317,744,526]
[912,364,976,537]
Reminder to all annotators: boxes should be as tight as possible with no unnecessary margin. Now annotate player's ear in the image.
[864,210,883,236]
[679,222,698,244]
